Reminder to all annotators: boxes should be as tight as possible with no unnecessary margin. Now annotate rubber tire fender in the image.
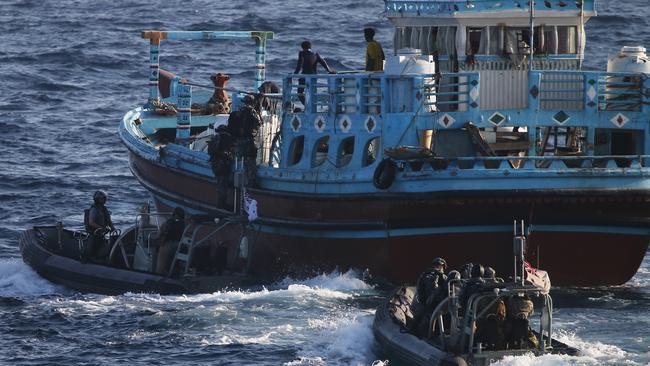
[441,356,468,366]
[373,158,397,190]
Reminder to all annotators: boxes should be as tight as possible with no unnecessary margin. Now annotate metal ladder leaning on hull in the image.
[168,152,252,277]
[168,214,247,277]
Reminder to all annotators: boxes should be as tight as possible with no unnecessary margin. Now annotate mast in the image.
[579,0,585,69]
[529,0,535,71]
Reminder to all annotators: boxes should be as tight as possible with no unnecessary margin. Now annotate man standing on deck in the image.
[294,41,336,107]
[364,27,385,72]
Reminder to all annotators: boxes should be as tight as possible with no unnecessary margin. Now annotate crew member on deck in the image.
[294,41,336,106]
[85,190,115,261]
[227,95,263,184]
[364,27,385,72]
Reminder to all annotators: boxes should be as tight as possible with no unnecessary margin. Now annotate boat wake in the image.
[490,329,649,366]
[0,259,68,298]
[0,268,385,366]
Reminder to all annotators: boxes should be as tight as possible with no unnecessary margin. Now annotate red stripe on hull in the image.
[247,231,647,287]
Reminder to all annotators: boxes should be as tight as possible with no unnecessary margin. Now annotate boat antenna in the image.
[528,0,535,71]
[513,219,527,285]
[579,0,585,69]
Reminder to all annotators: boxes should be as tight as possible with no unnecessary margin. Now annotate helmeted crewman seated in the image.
[410,257,448,336]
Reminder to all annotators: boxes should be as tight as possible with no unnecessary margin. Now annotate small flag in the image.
[244,194,258,222]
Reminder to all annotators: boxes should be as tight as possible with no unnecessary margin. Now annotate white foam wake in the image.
[285,310,383,366]
[274,269,374,292]
[117,269,374,305]
[0,259,65,297]
[490,330,642,366]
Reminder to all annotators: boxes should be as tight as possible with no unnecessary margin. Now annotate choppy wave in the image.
[0,0,649,364]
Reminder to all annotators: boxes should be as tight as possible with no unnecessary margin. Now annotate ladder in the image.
[167,215,246,277]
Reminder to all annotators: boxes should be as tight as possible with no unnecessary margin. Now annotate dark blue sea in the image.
[0,0,648,364]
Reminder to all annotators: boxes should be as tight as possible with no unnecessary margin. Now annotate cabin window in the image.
[504,28,533,55]
[363,137,381,167]
[435,27,457,57]
[288,135,304,166]
[395,26,439,55]
[557,26,578,54]
[466,28,481,55]
[543,26,558,54]
[312,136,329,167]
[338,137,355,167]
[488,26,504,55]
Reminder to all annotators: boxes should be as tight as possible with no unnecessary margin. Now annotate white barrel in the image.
[384,48,435,75]
[384,48,436,112]
[607,46,650,73]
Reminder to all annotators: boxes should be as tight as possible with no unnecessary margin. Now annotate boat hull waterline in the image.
[129,151,650,286]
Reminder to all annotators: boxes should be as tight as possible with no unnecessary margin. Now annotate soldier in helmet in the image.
[84,190,115,261]
[410,257,448,336]
[416,257,448,304]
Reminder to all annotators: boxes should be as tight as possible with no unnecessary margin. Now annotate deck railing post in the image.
[176,84,192,146]
[329,76,337,115]
[381,76,389,114]
[253,32,268,90]
[642,75,650,115]
[584,72,598,116]
[308,76,316,113]
[283,76,291,112]
[468,72,480,121]
[528,71,541,111]
[146,33,162,104]
[414,76,424,112]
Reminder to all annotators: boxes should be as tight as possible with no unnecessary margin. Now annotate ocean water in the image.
[0,0,648,364]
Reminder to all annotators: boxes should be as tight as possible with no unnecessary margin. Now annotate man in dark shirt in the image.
[154,207,186,275]
[410,257,448,336]
[294,41,335,106]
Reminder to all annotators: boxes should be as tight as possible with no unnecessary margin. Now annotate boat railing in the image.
[282,70,648,119]
[283,72,477,115]
[463,287,553,355]
[134,212,170,251]
[384,0,596,15]
[394,154,650,173]
[530,70,646,112]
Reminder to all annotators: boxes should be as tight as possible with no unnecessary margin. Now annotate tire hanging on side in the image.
[373,158,397,190]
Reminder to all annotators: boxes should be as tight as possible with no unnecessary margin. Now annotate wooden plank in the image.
[488,141,531,151]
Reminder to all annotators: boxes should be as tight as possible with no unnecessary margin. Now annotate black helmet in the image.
[242,94,255,106]
[93,190,107,204]
[447,270,461,281]
[471,263,484,278]
[432,257,447,269]
[460,263,473,279]
[172,207,185,220]
[485,266,496,279]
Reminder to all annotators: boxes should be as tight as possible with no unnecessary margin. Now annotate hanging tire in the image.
[373,158,397,190]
